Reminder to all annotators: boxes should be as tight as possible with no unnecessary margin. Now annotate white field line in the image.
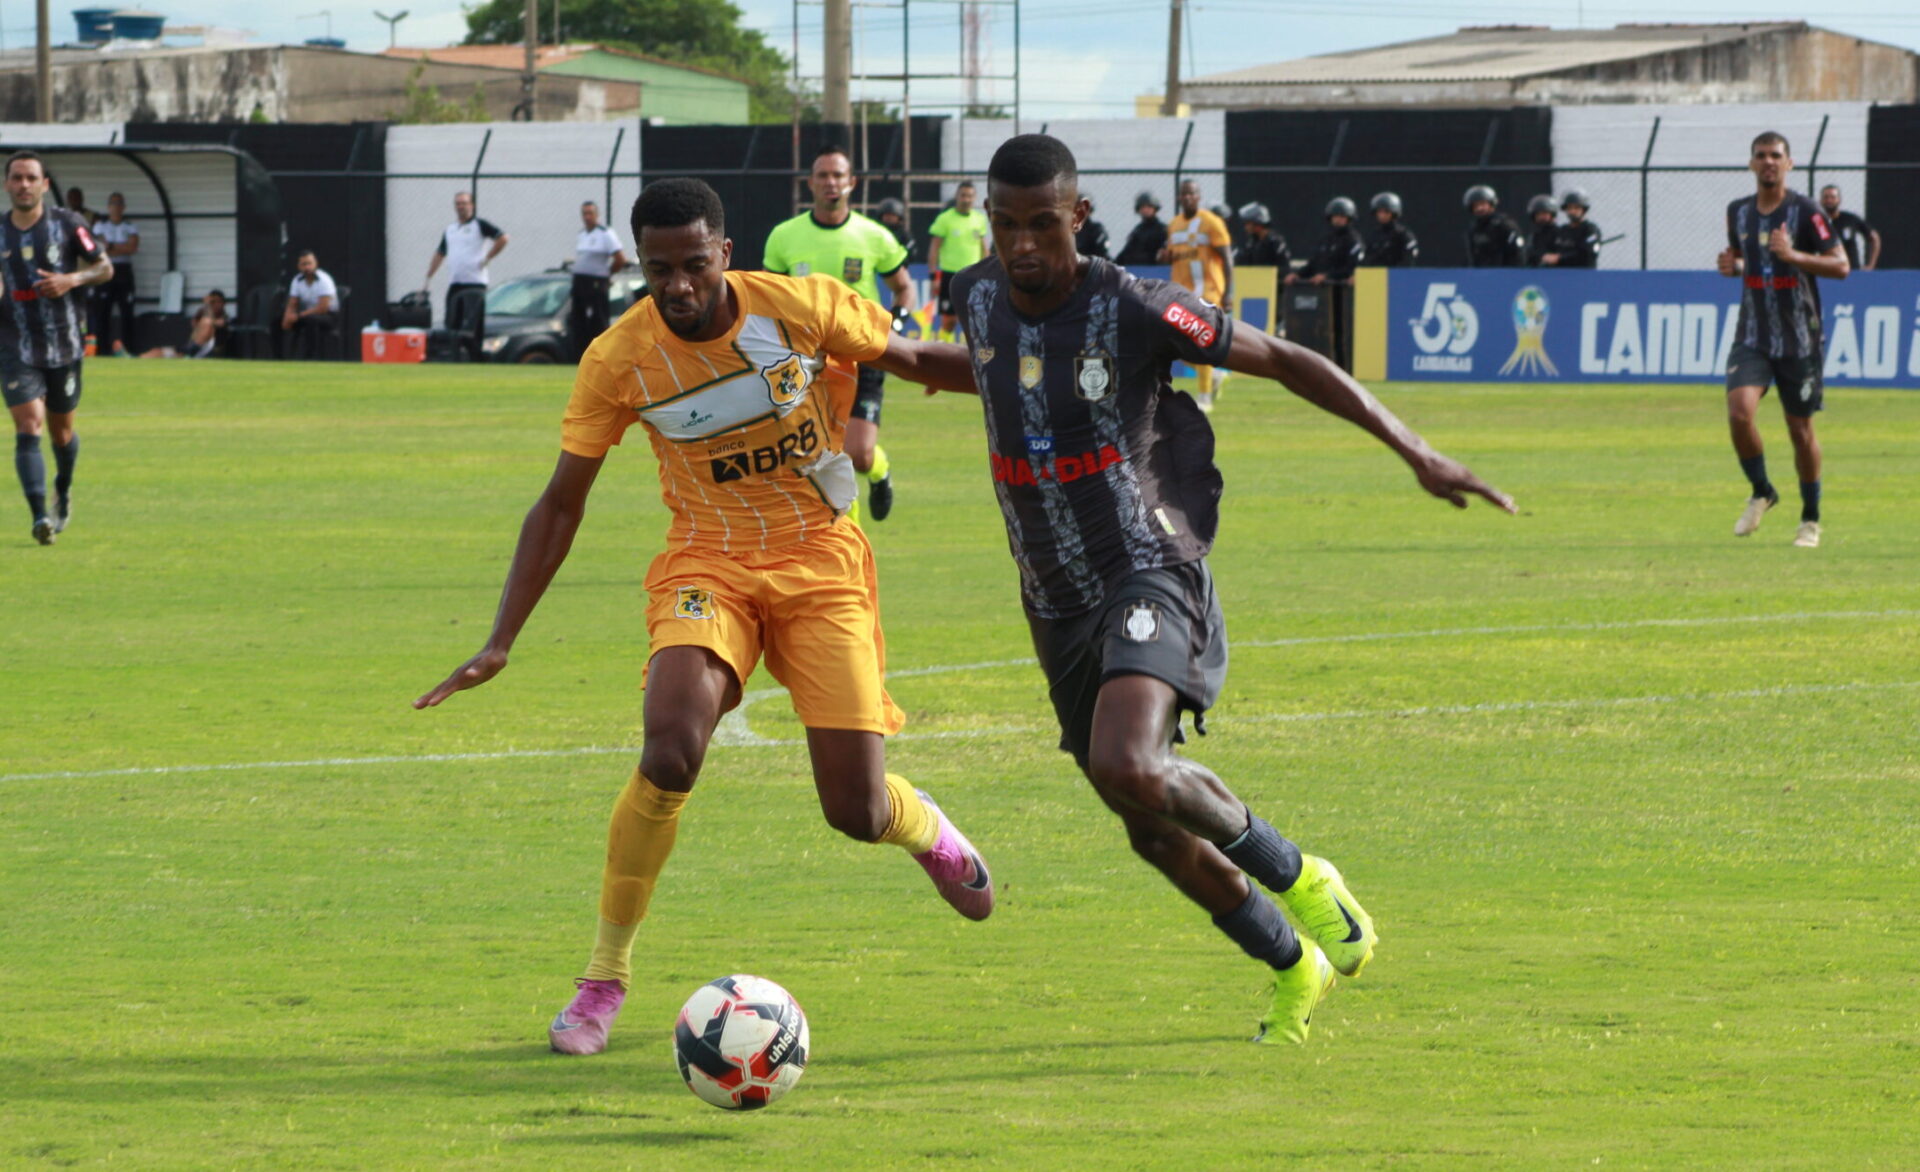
[4,608,1914,784]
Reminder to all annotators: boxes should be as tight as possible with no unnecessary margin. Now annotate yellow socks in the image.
[584,770,689,986]
[875,772,940,854]
[1192,365,1214,393]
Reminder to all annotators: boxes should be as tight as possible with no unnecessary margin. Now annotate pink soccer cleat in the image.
[549,977,626,1055]
[911,788,995,921]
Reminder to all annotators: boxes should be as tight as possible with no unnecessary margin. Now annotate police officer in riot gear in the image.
[1363,191,1419,267]
[874,197,919,262]
[1233,202,1290,268]
[1286,196,1365,285]
[1526,194,1560,266]
[1464,184,1525,268]
[1075,197,1111,259]
[1551,189,1602,268]
[1115,190,1169,266]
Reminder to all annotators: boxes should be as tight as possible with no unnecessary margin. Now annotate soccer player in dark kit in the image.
[1717,131,1848,549]
[941,135,1514,1044]
[2,151,113,545]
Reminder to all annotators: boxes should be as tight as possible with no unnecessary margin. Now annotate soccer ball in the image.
[673,975,810,1110]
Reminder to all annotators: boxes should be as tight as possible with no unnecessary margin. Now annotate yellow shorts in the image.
[641,517,906,736]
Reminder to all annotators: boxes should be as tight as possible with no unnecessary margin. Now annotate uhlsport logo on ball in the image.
[673,975,810,1110]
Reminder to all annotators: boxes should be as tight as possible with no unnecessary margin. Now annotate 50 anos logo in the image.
[1409,283,1479,372]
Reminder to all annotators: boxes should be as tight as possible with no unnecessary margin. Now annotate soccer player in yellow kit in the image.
[416,178,991,1057]
[1159,179,1234,412]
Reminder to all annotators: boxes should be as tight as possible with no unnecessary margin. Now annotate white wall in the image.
[384,122,641,324]
[1551,102,1871,270]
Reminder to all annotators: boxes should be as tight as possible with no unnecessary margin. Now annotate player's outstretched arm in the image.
[869,333,978,395]
[1224,328,1515,513]
[414,450,606,708]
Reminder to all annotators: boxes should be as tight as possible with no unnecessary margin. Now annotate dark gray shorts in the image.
[1726,340,1823,416]
[1026,561,1228,767]
[851,364,885,425]
[1,356,82,413]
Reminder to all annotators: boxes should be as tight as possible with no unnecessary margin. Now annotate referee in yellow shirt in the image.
[928,180,989,341]
[1159,179,1234,411]
[764,146,917,521]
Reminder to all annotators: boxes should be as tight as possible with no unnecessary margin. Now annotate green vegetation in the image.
[3,365,1916,1168]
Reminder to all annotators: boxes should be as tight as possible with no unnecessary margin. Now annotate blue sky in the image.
[21,1,1920,118]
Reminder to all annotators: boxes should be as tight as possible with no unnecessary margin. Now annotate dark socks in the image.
[1799,480,1820,523]
[52,434,77,499]
[1219,812,1303,894]
[14,433,45,518]
[1212,887,1304,971]
[1738,454,1775,500]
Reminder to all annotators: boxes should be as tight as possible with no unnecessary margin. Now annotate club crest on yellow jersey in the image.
[674,586,715,619]
[761,354,810,408]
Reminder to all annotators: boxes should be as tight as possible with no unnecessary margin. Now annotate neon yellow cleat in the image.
[1255,940,1335,1045]
[1280,854,1376,977]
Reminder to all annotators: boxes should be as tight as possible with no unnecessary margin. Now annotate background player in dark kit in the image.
[1817,185,1878,273]
[1717,131,1848,549]
[943,135,1513,1044]
[2,151,112,545]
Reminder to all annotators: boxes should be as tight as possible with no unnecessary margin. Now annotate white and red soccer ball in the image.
[673,975,810,1110]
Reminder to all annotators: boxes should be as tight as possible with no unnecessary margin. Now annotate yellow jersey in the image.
[1166,208,1231,304]
[562,270,893,553]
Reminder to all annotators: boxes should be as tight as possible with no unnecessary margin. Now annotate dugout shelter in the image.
[2,142,285,347]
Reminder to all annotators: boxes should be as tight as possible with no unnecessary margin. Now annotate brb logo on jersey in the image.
[1410,283,1480,372]
[1161,303,1216,349]
[710,419,821,483]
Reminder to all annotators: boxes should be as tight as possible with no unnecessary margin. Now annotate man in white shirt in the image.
[569,200,626,360]
[93,192,139,355]
[423,191,509,361]
[282,250,339,360]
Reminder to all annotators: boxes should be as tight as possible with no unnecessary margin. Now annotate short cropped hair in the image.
[956,180,975,190]
[987,134,1078,192]
[6,150,45,178]
[630,178,726,239]
[1751,131,1791,156]
[815,144,852,166]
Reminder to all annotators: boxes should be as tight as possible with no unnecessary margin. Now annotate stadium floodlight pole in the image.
[1160,0,1183,118]
[824,0,852,127]
[373,10,409,51]
[520,0,538,121]
[34,0,50,122]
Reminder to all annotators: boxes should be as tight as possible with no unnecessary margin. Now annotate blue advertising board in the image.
[1384,269,1920,388]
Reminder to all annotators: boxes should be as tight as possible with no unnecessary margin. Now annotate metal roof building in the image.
[1182,23,1918,109]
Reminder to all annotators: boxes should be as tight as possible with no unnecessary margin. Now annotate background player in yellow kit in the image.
[1159,179,1234,412]
[415,178,988,1058]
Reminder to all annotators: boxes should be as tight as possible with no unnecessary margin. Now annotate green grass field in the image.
[3,362,1917,1170]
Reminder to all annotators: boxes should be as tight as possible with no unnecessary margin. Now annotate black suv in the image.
[479,269,651,363]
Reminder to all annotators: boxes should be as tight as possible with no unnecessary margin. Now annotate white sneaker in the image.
[1194,390,1215,414]
[1792,521,1821,548]
[1733,494,1776,537]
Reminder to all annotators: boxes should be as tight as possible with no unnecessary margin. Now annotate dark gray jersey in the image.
[1727,193,1834,359]
[1,207,104,368]
[947,256,1234,619]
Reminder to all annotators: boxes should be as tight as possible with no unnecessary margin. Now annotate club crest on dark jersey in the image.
[841,257,864,283]
[1122,601,1159,643]
[1019,355,1042,389]
[1074,355,1113,401]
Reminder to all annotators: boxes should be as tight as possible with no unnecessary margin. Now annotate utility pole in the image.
[823,0,851,127]
[1159,0,1183,118]
[519,0,538,120]
[35,0,52,122]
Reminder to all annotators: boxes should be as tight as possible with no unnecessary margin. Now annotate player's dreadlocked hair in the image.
[987,134,1078,193]
[1751,130,1791,156]
[630,178,726,240]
